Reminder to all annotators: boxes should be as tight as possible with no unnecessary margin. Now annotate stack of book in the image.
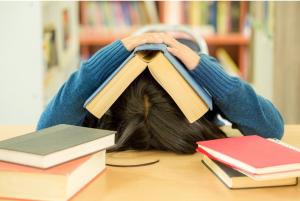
[197,135,300,189]
[0,124,116,201]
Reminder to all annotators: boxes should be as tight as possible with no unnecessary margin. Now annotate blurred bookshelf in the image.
[79,1,250,80]
[42,2,79,105]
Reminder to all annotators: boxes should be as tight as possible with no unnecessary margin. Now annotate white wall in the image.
[0,2,43,125]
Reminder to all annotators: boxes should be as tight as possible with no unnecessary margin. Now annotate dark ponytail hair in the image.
[83,69,226,154]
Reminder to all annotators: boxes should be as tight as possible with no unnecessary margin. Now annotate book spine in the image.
[209,1,217,33]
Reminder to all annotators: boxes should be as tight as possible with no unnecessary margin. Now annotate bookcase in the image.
[0,1,80,125]
[42,2,79,105]
[79,1,250,80]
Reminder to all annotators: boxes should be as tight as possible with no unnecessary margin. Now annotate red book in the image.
[196,135,300,176]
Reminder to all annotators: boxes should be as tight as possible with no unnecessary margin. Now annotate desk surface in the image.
[1,125,300,201]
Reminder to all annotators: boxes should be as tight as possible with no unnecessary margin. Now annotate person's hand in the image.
[121,33,163,52]
[121,32,201,70]
[158,33,201,70]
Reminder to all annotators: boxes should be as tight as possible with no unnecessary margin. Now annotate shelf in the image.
[203,34,249,46]
[80,26,250,47]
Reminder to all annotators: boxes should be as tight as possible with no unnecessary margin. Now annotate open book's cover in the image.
[84,44,212,111]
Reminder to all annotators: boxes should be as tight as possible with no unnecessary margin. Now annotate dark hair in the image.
[83,69,226,154]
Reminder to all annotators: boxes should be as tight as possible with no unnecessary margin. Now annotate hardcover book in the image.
[202,155,298,189]
[0,151,106,201]
[0,124,115,168]
[84,44,212,123]
[197,135,300,180]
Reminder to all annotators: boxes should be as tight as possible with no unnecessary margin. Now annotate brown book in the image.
[84,44,212,123]
[202,155,298,189]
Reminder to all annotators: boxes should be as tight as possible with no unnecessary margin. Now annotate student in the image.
[37,32,284,154]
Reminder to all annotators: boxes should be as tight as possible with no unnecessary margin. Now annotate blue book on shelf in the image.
[84,44,213,123]
[209,1,217,32]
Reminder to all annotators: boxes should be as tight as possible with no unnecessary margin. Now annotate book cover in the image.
[197,135,300,175]
[84,43,213,123]
[0,124,115,168]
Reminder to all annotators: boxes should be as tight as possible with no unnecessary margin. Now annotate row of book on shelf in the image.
[0,44,299,200]
[81,1,159,28]
[160,1,242,34]
[81,1,245,35]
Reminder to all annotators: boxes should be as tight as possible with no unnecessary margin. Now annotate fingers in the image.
[121,32,200,69]
[136,32,180,48]
[157,32,181,48]
[168,42,200,70]
[122,32,186,51]
[167,47,181,58]
[138,32,200,70]
[121,32,165,51]
[136,33,164,46]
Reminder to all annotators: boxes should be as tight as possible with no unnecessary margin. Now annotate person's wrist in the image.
[188,55,201,70]
[121,37,135,51]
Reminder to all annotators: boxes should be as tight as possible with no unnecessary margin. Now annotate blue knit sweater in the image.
[37,40,284,139]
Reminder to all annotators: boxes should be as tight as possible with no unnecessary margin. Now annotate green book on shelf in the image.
[0,124,115,168]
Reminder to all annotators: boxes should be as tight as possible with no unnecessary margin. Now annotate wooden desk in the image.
[1,125,300,201]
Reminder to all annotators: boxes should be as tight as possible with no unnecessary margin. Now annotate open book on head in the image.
[84,44,212,123]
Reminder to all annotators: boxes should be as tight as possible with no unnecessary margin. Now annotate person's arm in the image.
[37,34,165,130]
[37,40,132,130]
[189,54,284,139]
[156,33,284,139]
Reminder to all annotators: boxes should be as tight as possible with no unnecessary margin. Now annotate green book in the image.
[0,124,115,168]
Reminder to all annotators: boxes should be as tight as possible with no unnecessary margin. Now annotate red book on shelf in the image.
[196,135,300,176]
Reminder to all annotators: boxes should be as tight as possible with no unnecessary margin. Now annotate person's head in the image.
[83,36,226,154]
[84,69,226,154]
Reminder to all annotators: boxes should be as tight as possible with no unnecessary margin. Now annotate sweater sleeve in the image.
[189,54,284,139]
[37,40,131,130]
